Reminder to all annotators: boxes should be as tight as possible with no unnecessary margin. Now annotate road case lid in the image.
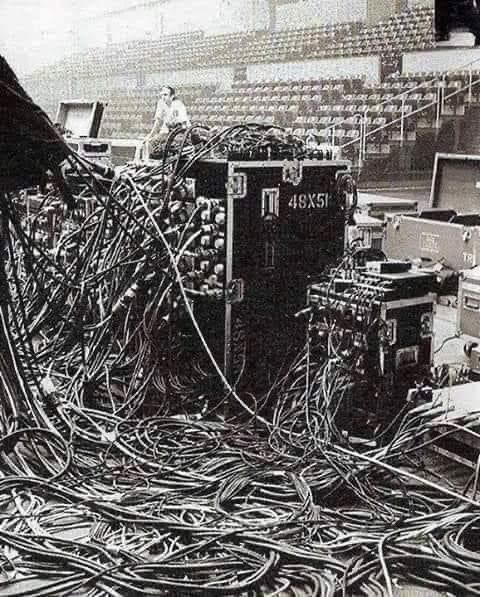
[430,152,480,214]
[55,100,105,138]
[357,193,418,219]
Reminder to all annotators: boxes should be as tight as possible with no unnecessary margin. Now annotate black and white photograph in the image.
[1,1,480,595]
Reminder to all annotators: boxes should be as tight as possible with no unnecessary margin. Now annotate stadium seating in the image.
[28,4,475,175]
[27,6,433,84]
[187,67,480,168]
[99,85,215,138]
[93,63,480,174]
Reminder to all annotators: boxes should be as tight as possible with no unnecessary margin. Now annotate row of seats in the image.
[232,77,364,94]
[36,68,479,169]
[26,6,433,84]
[94,67,480,146]
[22,4,448,169]
[389,70,480,85]
[186,70,478,161]
[100,85,215,138]
[31,30,203,79]
[98,78,363,138]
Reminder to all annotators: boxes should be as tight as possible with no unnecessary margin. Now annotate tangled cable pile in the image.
[0,409,479,596]
[0,129,479,595]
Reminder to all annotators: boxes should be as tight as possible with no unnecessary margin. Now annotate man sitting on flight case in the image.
[144,85,190,158]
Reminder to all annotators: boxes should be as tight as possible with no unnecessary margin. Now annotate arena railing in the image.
[322,68,457,148]
[334,55,480,169]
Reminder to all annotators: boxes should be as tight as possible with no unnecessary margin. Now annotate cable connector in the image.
[41,376,56,395]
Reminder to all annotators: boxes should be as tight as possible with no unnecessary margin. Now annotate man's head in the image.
[160,85,175,106]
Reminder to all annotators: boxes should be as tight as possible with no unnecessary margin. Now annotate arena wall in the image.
[275,0,368,30]
[246,55,381,83]
[403,49,480,73]
[407,0,433,7]
[146,66,235,89]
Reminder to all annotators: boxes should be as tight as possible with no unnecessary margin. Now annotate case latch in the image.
[226,279,244,304]
[282,161,303,186]
[227,173,247,198]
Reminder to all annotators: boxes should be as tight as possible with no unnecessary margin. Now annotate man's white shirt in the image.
[154,98,190,133]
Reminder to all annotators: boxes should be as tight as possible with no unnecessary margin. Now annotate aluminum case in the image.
[458,265,480,337]
[384,153,480,271]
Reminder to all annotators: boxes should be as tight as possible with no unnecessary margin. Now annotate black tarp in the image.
[0,55,69,192]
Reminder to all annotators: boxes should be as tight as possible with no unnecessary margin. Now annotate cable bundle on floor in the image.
[0,130,479,596]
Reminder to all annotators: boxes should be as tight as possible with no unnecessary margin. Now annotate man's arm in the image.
[146,100,168,139]
[146,117,166,139]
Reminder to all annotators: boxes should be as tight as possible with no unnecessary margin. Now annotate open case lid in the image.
[430,152,480,213]
[55,100,104,138]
